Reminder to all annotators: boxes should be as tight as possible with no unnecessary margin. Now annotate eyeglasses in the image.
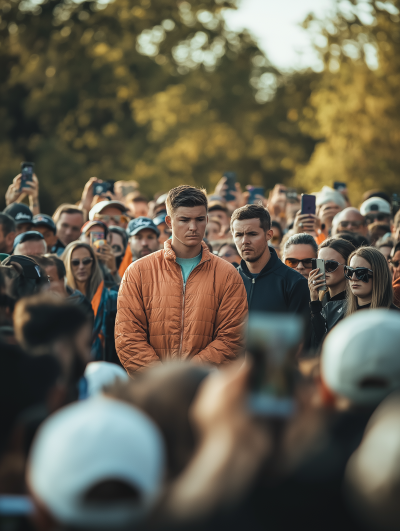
[324,260,345,273]
[71,257,93,267]
[94,214,129,225]
[338,220,365,229]
[365,213,389,224]
[344,266,373,282]
[389,259,400,268]
[285,258,314,269]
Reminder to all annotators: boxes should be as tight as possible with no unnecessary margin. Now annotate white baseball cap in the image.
[316,186,346,209]
[321,310,400,406]
[84,361,129,397]
[89,200,128,221]
[360,197,391,216]
[27,396,165,528]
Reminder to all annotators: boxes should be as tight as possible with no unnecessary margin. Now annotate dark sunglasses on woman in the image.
[344,266,373,282]
[71,257,93,267]
[285,258,314,269]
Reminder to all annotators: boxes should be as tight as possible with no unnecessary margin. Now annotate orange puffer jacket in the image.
[115,240,248,375]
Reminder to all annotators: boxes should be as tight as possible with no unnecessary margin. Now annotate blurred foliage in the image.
[292,0,400,204]
[0,0,316,213]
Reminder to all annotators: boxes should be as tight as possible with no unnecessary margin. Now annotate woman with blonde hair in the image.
[62,242,119,363]
[345,246,398,316]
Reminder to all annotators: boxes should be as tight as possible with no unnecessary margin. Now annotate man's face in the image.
[57,213,84,246]
[365,211,391,229]
[167,206,207,249]
[94,206,128,228]
[15,239,47,257]
[0,225,15,254]
[157,222,171,245]
[209,209,230,232]
[130,201,149,218]
[35,226,58,250]
[206,220,222,241]
[336,210,368,236]
[232,218,272,263]
[45,264,66,296]
[129,228,159,260]
[16,223,32,235]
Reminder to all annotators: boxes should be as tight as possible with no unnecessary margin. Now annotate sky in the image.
[223,0,336,71]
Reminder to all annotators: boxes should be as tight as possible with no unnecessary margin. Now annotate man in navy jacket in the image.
[232,204,309,315]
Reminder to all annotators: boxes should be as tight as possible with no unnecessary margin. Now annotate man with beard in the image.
[128,217,160,262]
[232,203,309,315]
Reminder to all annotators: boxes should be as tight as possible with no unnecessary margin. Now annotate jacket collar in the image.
[164,239,211,264]
[239,246,280,279]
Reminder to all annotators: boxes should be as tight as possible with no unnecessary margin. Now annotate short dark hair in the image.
[52,204,84,223]
[0,213,16,235]
[283,233,318,258]
[166,186,208,215]
[230,204,271,232]
[14,293,89,353]
[40,254,67,280]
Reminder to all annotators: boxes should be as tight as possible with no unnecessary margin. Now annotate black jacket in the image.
[310,291,347,351]
[237,247,310,315]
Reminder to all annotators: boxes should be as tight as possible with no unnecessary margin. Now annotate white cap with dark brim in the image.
[89,201,128,221]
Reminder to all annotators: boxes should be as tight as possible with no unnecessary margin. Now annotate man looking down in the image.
[116,185,248,375]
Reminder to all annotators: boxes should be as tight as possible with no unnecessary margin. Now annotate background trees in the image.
[1,0,399,212]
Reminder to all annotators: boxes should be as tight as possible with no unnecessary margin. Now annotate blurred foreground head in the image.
[345,392,400,531]
[106,362,211,479]
[27,396,165,530]
[321,309,400,408]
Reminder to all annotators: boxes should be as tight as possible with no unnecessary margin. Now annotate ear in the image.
[265,229,274,242]
[165,215,172,229]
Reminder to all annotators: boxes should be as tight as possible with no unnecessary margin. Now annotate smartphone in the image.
[333,181,347,191]
[301,194,316,215]
[20,162,34,191]
[286,189,298,202]
[90,232,105,247]
[222,172,237,202]
[93,181,114,197]
[247,313,303,417]
[311,258,326,291]
[247,186,265,205]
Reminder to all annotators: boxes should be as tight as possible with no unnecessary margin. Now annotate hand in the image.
[293,210,318,234]
[267,184,287,225]
[318,203,342,224]
[80,177,102,214]
[24,174,40,214]
[308,269,326,301]
[94,243,117,275]
[5,174,24,205]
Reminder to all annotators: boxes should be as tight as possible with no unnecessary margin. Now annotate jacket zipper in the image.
[248,277,256,308]
[177,258,209,358]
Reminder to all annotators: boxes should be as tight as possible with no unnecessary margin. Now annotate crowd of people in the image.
[1,172,400,531]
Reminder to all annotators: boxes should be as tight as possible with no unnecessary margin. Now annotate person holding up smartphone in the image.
[5,169,41,215]
[308,238,355,350]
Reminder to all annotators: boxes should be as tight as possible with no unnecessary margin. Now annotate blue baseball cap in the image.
[153,210,167,227]
[13,231,45,251]
[32,214,56,234]
[127,217,160,237]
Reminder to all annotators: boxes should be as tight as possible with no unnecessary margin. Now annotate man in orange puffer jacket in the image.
[115,185,248,375]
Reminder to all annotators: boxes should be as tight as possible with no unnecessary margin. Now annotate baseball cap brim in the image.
[89,201,128,221]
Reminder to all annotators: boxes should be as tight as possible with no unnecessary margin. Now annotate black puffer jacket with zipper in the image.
[309,291,347,352]
[237,247,310,315]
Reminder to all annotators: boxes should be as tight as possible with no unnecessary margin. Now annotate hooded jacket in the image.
[115,240,248,375]
[237,247,310,315]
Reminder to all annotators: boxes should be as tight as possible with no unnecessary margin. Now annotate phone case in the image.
[301,194,316,215]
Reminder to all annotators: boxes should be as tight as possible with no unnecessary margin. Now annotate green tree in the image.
[0,0,315,213]
[293,0,400,204]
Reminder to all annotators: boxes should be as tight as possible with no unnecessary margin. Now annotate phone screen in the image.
[248,186,265,205]
[311,258,326,290]
[247,313,303,417]
[90,232,105,247]
[333,181,347,191]
[20,162,34,191]
[222,172,237,202]
[301,194,316,215]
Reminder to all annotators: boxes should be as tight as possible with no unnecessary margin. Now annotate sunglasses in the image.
[389,259,400,268]
[285,258,314,269]
[94,214,129,224]
[365,213,389,224]
[324,260,346,273]
[71,257,93,267]
[344,266,373,282]
[338,220,365,228]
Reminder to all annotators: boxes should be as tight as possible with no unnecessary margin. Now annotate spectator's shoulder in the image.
[212,253,243,283]
[124,249,164,279]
